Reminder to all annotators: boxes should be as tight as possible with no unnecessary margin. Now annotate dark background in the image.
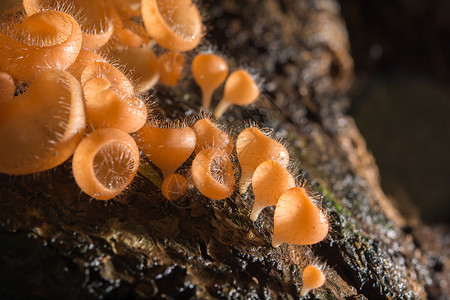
[340,0,450,223]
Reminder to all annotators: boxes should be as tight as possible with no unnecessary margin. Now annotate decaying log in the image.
[0,0,447,299]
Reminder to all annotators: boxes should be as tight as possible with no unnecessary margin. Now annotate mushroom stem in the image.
[213,100,231,118]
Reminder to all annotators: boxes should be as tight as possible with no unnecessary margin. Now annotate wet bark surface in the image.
[0,0,448,299]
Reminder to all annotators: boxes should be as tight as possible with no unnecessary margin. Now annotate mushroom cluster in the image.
[1,0,330,297]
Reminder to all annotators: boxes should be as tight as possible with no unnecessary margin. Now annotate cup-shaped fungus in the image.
[250,160,295,221]
[192,54,229,110]
[213,70,260,118]
[81,61,147,133]
[0,70,85,175]
[136,125,196,178]
[0,72,14,109]
[192,118,233,155]
[158,51,184,86]
[161,173,187,200]
[72,128,140,200]
[141,0,203,51]
[0,10,82,81]
[236,127,289,194]
[272,187,329,247]
[113,47,159,93]
[109,6,150,48]
[300,264,326,297]
[23,0,113,51]
[191,148,235,200]
[67,50,105,81]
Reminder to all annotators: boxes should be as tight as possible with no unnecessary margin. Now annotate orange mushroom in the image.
[112,47,159,93]
[67,49,105,81]
[158,51,184,86]
[192,53,229,110]
[0,70,85,175]
[161,173,188,200]
[23,0,113,51]
[141,0,203,51]
[72,128,140,200]
[136,124,196,178]
[192,118,233,155]
[300,264,326,296]
[0,72,14,110]
[80,61,147,133]
[191,148,235,200]
[272,187,329,247]
[213,70,259,118]
[0,10,82,81]
[250,160,295,221]
[108,6,150,48]
[236,127,289,194]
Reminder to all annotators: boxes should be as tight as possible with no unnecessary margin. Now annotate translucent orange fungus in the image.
[23,0,113,50]
[113,47,159,93]
[192,118,233,155]
[141,0,203,51]
[272,187,329,247]
[236,127,289,194]
[192,53,229,109]
[0,72,14,109]
[161,173,187,200]
[67,49,105,80]
[0,10,82,81]
[214,70,259,118]
[300,264,326,296]
[158,51,184,86]
[0,70,85,175]
[250,160,295,221]
[191,148,235,200]
[72,128,140,200]
[81,61,147,133]
[136,125,196,178]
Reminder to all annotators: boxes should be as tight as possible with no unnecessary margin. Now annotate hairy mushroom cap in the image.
[67,49,105,80]
[0,72,14,110]
[213,70,259,118]
[112,47,159,93]
[192,53,229,110]
[0,70,85,175]
[72,128,140,200]
[250,160,295,221]
[192,118,233,155]
[0,10,82,81]
[236,127,289,194]
[158,51,184,86]
[161,173,187,200]
[23,0,113,50]
[81,61,147,133]
[272,187,329,247]
[191,148,235,200]
[108,6,150,48]
[141,0,203,51]
[300,264,326,296]
[136,125,196,178]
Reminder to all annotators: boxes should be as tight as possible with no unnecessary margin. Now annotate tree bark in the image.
[0,0,447,299]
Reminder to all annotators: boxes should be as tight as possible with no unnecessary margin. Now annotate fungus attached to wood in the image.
[191,148,235,200]
[272,187,329,247]
[236,127,289,194]
[300,264,326,297]
[0,70,85,175]
[161,173,187,200]
[158,51,184,86]
[136,124,196,178]
[250,160,295,221]
[213,70,260,118]
[192,53,229,110]
[80,61,147,133]
[192,118,233,155]
[141,0,203,51]
[23,0,113,50]
[72,128,140,200]
[0,10,82,81]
